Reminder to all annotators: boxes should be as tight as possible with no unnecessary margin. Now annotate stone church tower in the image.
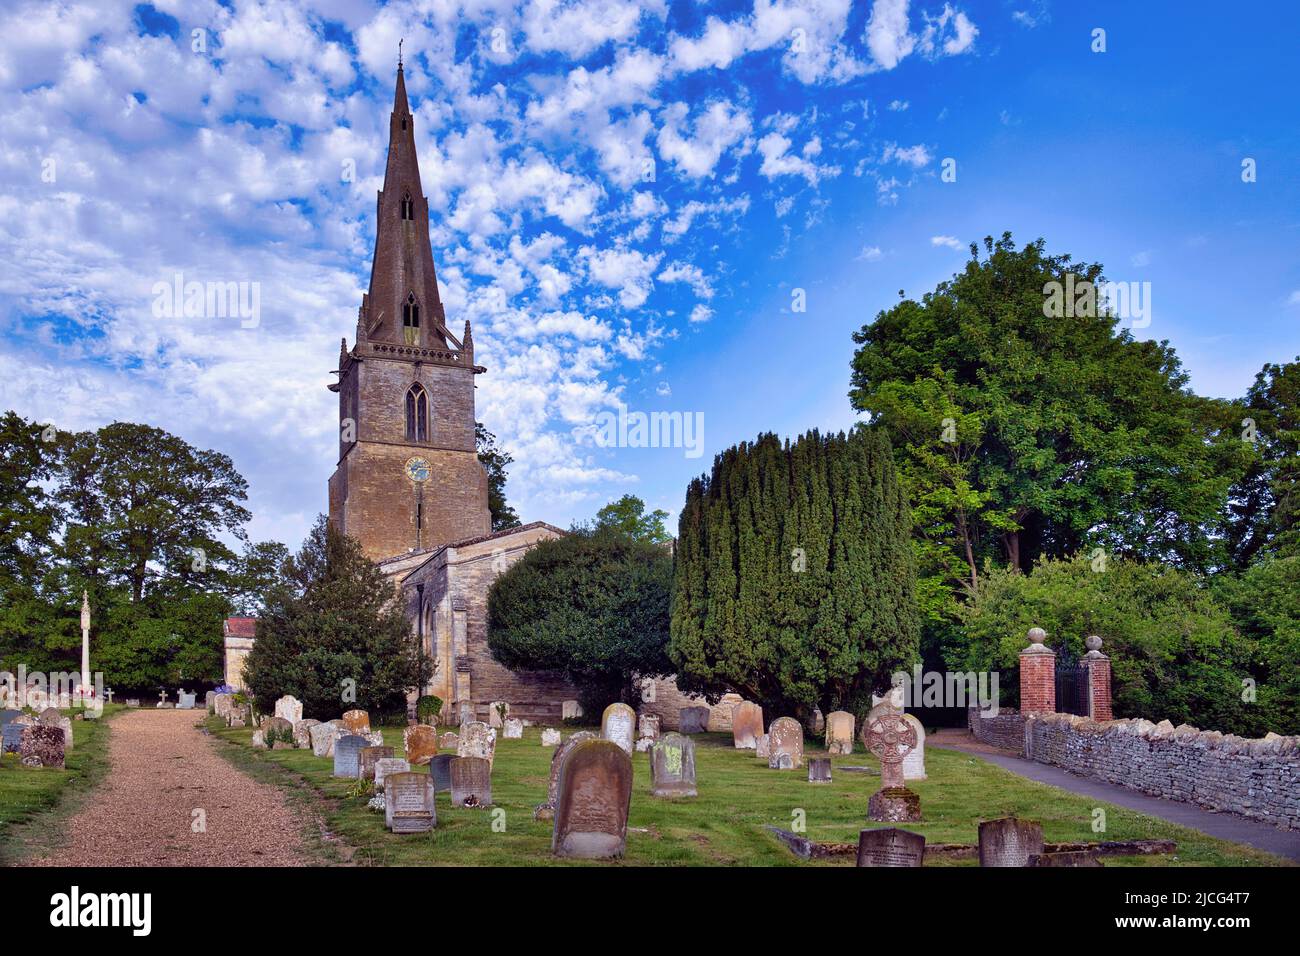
[328,63,491,561]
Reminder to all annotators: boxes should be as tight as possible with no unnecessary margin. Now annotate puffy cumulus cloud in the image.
[521,0,666,59]
[656,100,752,179]
[755,117,841,186]
[931,234,963,249]
[661,196,751,243]
[657,261,714,300]
[580,245,662,308]
[881,142,932,167]
[865,0,978,71]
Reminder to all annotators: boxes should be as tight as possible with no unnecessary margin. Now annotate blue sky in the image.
[1,0,1297,552]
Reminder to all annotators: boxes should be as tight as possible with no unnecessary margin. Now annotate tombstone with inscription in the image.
[384,771,436,833]
[649,732,697,798]
[862,711,921,822]
[825,711,855,755]
[2,720,26,754]
[20,724,66,768]
[856,827,925,867]
[808,756,832,783]
[503,717,524,739]
[428,753,454,793]
[341,709,370,735]
[449,756,493,808]
[457,721,495,766]
[601,702,636,754]
[333,734,369,778]
[440,731,459,751]
[978,817,1044,867]
[679,706,710,734]
[767,716,804,769]
[535,731,597,821]
[731,701,763,750]
[552,738,633,859]
[637,713,660,743]
[541,728,561,747]
[293,718,319,749]
[403,724,438,766]
[358,745,395,781]
[274,695,303,725]
[374,757,410,792]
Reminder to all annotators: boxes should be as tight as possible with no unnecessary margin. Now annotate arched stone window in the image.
[402,292,420,346]
[401,191,413,220]
[405,383,428,442]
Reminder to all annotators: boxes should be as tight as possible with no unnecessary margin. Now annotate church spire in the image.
[358,59,450,350]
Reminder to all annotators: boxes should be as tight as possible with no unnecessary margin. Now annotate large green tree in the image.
[1228,358,1300,564]
[849,234,1251,609]
[476,423,521,532]
[584,494,671,544]
[669,426,919,725]
[243,516,424,721]
[487,527,674,712]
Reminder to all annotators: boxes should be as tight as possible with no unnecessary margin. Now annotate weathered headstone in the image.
[213,693,234,720]
[825,710,855,755]
[541,728,561,747]
[403,724,439,765]
[439,731,459,751]
[856,827,925,867]
[449,756,493,808]
[637,713,661,743]
[274,695,303,725]
[601,702,636,754]
[384,771,436,833]
[862,711,921,822]
[535,731,598,821]
[1028,850,1102,867]
[309,721,338,757]
[649,732,697,798]
[428,753,454,792]
[768,716,804,769]
[2,720,26,754]
[373,757,410,792]
[755,733,770,760]
[39,708,73,749]
[333,734,369,778]
[177,691,197,710]
[808,756,832,783]
[205,690,216,712]
[358,745,395,781]
[503,717,524,739]
[20,725,65,768]
[978,818,1044,867]
[561,699,583,720]
[552,738,633,859]
[679,706,710,734]
[901,713,926,780]
[731,701,764,749]
[293,718,320,749]
[488,701,509,728]
[341,709,370,735]
[457,721,495,766]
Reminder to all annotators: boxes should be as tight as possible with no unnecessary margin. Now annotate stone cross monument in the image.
[79,590,91,696]
[863,711,922,822]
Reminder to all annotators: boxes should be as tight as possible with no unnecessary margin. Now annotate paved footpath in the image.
[23,708,310,867]
[931,731,1300,863]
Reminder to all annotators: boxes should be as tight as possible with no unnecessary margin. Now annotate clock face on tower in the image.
[404,456,431,483]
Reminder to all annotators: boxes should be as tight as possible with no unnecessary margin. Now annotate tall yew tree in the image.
[669,426,918,725]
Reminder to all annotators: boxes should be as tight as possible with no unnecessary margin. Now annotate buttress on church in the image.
[224,65,733,730]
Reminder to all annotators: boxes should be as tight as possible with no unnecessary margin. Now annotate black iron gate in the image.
[1055,661,1092,717]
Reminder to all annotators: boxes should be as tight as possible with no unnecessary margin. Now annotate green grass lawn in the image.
[0,704,124,863]
[209,718,1291,867]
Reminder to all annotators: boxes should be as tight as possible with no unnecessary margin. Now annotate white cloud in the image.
[882,142,932,167]
[865,0,978,71]
[856,245,883,261]
[689,303,714,324]
[931,235,963,249]
[656,100,752,179]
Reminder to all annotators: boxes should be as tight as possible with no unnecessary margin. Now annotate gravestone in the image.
[731,701,764,750]
[403,724,439,765]
[358,745,395,781]
[808,756,832,783]
[39,709,73,749]
[341,709,370,735]
[978,818,1044,867]
[535,731,598,821]
[213,694,234,720]
[503,717,524,739]
[856,827,925,867]
[601,702,636,754]
[293,719,319,749]
[457,700,473,725]
[768,717,804,769]
[561,699,583,720]
[755,733,770,760]
[457,721,495,766]
[862,711,921,822]
[649,732,697,798]
[541,728,561,747]
[428,753,454,792]
[439,731,459,751]
[825,711,855,755]
[384,771,436,833]
[901,713,926,780]
[177,691,196,710]
[449,756,493,808]
[637,713,661,743]
[125,699,140,708]
[374,757,410,792]
[38,707,61,724]
[1028,850,1102,867]
[0,709,20,731]
[333,734,369,778]
[488,701,509,728]
[2,720,26,753]
[205,690,215,712]
[679,706,710,734]
[274,695,303,725]
[20,725,66,768]
[552,738,633,859]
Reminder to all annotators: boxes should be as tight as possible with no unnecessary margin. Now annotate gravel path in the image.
[24,708,310,867]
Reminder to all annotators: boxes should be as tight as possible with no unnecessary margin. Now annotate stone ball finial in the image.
[1027,627,1046,645]
[1085,635,1103,652]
